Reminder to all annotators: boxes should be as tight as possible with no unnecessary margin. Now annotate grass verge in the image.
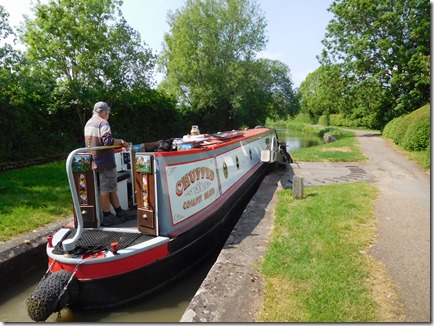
[291,127,366,162]
[0,161,72,243]
[258,183,380,322]
[384,138,430,172]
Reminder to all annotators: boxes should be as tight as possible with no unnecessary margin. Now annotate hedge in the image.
[382,104,430,151]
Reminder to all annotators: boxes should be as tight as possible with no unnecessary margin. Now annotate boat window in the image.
[249,149,252,160]
[223,162,228,179]
[236,156,239,169]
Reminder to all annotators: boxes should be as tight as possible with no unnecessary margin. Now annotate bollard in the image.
[292,175,304,199]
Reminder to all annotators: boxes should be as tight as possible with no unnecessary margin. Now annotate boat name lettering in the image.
[176,167,215,196]
[204,187,215,200]
[183,195,202,210]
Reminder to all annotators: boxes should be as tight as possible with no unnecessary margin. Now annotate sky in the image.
[0,0,334,88]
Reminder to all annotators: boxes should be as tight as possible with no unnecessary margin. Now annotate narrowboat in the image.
[26,126,289,321]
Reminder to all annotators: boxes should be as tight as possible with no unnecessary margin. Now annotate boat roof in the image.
[154,127,273,157]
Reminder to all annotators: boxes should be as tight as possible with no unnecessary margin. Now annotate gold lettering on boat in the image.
[175,167,215,196]
[183,195,203,210]
[204,187,215,200]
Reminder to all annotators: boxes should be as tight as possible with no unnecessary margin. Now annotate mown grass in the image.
[291,127,366,162]
[0,161,72,242]
[258,183,379,322]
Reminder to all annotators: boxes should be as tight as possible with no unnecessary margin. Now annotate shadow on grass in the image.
[0,163,70,216]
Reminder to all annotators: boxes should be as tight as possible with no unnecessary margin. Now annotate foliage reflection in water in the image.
[275,128,322,152]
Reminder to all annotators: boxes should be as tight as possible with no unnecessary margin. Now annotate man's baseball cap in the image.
[94,101,110,112]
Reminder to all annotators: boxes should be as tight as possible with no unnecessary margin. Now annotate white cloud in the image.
[0,0,34,29]
[0,0,37,48]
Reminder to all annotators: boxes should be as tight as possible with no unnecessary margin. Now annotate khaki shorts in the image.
[99,168,118,192]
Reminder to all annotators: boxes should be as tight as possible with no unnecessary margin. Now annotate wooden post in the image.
[293,175,304,199]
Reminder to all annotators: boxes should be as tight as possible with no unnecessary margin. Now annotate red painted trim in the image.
[49,243,169,280]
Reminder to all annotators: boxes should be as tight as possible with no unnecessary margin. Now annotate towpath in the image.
[182,129,430,322]
[355,130,430,322]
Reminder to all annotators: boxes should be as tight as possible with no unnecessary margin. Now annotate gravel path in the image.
[355,130,430,322]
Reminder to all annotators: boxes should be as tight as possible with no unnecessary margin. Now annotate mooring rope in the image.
[36,259,57,287]
[56,260,84,305]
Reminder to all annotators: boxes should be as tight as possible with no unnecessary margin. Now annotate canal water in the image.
[0,127,322,323]
[0,249,219,323]
[275,127,322,152]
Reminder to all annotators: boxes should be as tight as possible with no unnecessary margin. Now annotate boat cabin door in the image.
[261,134,279,163]
[134,154,157,235]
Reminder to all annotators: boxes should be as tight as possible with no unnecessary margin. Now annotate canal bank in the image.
[180,170,282,322]
[0,216,72,291]
[180,161,372,322]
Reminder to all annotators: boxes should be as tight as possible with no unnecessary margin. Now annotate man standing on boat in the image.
[84,101,129,226]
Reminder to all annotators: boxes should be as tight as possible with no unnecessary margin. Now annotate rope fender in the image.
[26,270,79,322]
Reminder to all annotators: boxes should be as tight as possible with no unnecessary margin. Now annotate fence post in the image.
[293,175,304,199]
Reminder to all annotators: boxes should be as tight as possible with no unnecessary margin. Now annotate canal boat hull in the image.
[68,161,267,310]
[26,126,287,320]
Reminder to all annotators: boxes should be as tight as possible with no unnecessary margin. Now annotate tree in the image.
[111,87,184,143]
[321,0,430,127]
[159,0,268,131]
[261,59,299,120]
[20,0,156,127]
[299,64,345,124]
[0,5,60,160]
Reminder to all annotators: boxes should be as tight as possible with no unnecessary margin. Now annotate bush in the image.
[317,115,329,126]
[383,118,407,145]
[292,113,312,124]
[383,104,430,151]
[316,113,365,128]
[316,113,380,130]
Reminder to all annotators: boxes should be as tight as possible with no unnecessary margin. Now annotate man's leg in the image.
[99,168,125,224]
[100,168,117,214]
[100,191,111,213]
[109,191,127,218]
[109,191,120,209]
